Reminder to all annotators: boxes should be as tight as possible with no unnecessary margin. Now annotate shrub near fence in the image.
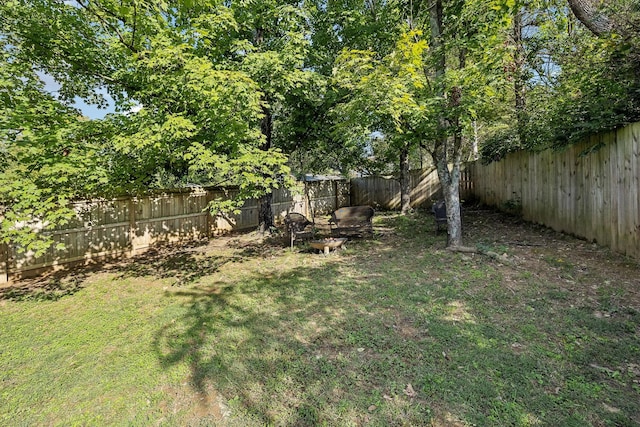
[0,179,349,282]
[469,122,640,260]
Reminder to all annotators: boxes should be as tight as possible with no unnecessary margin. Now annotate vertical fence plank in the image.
[0,243,8,283]
[524,153,530,220]
[470,122,639,260]
[593,137,603,244]
[574,144,584,239]
[618,125,638,257]
[608,132,619,251]
[633,123,640,256]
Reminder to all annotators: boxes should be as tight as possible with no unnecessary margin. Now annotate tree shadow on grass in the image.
[152,260,379,425]
[150,251,521,425]
[112,248,245,287]
[0,275,86,302]
[150,217,640,426]
[0,240,239,301]
[111,232,296,288]
[0,226,298,303]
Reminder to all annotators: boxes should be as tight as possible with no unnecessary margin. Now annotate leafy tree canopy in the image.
[2,0,640,252]
[481,0,640,161]
[0,0,313,253]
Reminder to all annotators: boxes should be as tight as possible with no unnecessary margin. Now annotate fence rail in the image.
[469,122,640,259]
[1,180,349,282]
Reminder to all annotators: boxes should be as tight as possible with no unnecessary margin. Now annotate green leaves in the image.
[9,0,636,252]
[1,0,311,252]
[479,0,640,159]
[332,29,433,176]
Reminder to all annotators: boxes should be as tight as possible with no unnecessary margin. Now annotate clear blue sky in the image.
[73,95,115,120]
[41,72,115,119]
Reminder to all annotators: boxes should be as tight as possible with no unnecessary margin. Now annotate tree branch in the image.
[76,0,139,53]
[567,0,613,36]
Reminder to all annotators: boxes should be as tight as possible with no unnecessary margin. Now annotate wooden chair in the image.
[284,213,315,249]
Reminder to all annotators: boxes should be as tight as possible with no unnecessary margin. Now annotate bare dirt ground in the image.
[460,206,640,311]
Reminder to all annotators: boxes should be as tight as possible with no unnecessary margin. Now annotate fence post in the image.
[128,198,137,255]
[0,243,9,283]
[205,189,213,237]
[303,181,309,219]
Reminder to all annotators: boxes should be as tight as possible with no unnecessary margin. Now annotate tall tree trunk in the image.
[435,155,463,247]
[429,0,463,247]
[399,145,411,215]
[258,105,274,233]
[258,193,274,233]
[446,110,464,248]
[254,26,275,234]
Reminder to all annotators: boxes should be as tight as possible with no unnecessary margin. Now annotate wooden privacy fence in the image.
[469,122,640,259]
[350,167,474,210]
[1,179,349,282]
[5,118,638,281]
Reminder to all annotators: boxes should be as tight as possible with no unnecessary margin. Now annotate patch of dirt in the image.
[159,381,230,425]
[462,206,640,310]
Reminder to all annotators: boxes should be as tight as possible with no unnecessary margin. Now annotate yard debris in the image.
[404,383,417,398]
[627,364,640,377]
[446,246,517,266]
[511,342,524,351]
[484,251,516,266]
[603,403,621,414]
[593,311,611,318]
[589,363,617,376]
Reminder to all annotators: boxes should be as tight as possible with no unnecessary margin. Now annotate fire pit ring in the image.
[309,238,348,254]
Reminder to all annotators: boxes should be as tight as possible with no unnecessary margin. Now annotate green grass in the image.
[1,211,639,426]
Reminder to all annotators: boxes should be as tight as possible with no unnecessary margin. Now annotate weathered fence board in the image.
[469,122,640,260]
[0,243,8,283]
[350,168,473,210]
[306,180,350,220]
[3,179,347,281]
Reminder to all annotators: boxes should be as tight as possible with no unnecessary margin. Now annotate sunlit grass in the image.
[1,211,639,426]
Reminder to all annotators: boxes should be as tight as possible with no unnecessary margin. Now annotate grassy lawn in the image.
[1,209,639,426]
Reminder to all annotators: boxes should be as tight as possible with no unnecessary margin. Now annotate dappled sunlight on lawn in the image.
[2,209,639,425]
[442,300,477,324]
